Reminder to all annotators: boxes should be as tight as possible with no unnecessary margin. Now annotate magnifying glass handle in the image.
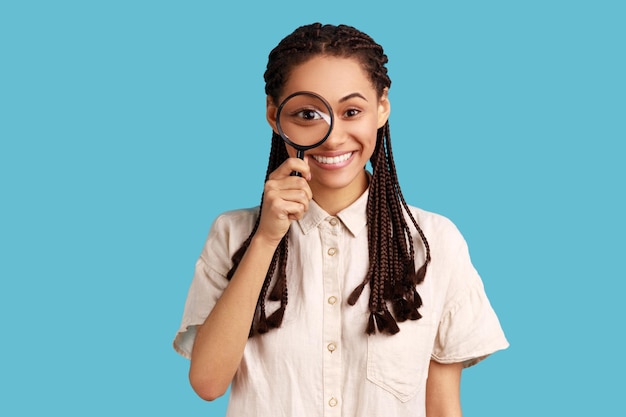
[290,149,305,177]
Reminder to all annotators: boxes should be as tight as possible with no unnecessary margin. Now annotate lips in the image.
[311,152,353,165]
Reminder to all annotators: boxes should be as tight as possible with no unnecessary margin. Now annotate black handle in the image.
[291,149,305,177]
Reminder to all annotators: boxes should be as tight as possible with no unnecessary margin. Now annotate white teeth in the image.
[312,152,353,165]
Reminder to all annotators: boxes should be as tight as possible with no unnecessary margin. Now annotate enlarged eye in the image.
[295,108,324,120]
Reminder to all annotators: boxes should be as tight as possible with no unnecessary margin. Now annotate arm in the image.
[425,360,463,417]
[188,158,312,401]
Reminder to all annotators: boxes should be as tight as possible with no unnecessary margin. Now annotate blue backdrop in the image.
[1,1,624,415]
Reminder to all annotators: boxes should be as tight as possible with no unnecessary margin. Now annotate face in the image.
[267,55,390,199]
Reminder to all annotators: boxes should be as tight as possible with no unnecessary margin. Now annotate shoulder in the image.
[405,204,464,243]
[200,207,260,263]
[211,207,260,233]
[403,204,473,270]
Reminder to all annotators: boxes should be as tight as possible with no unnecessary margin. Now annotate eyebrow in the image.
[339,92,368,103]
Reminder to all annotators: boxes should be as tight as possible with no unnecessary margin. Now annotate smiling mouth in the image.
[312,152,353,165]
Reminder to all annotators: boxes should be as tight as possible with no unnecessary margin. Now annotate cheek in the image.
[283,142,297,158]
[358,123,379,160]
[357,122,379,149]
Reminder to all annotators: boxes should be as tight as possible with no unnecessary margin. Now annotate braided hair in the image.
[227,23,431,336]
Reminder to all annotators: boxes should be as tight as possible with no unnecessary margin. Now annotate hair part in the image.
[228,23,430,336]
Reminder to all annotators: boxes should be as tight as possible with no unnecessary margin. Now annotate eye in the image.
[344,108,361,118]
[293,108,324,121]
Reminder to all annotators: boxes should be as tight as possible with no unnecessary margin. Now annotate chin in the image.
[313,168,367,190]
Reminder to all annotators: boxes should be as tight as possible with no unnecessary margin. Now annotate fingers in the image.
[255,158,313,244]
[263,173,312,219]
[263,187,312,218]
[269,157,312,181]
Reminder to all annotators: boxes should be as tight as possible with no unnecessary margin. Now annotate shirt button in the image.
[329,218,338,226]
[328,296,337,305]
[327,247,337,256]
[328,397,338,407]
[327,342,337,352]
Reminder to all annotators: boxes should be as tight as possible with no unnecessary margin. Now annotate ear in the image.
[377,88,391,129]
[266,95,279,133]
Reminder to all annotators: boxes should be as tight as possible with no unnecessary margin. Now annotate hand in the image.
[255,157,313,245]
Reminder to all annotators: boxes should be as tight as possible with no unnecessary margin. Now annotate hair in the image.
[227,23,431,336]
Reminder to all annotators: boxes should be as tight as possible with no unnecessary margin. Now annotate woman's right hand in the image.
[189,156,312,401]
[255,157,313,245]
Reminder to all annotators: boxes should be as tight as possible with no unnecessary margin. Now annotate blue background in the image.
[1,1,624,415]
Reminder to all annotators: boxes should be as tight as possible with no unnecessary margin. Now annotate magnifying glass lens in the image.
[277,93,333,149]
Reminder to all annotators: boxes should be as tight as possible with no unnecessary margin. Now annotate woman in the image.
[174,23,508,417]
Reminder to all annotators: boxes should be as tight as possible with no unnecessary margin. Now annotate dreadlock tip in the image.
[366,313,376,334]
[266,306,286,328]
[348,282,367,306]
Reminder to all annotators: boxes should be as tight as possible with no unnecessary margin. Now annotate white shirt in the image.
[174,189,508,417]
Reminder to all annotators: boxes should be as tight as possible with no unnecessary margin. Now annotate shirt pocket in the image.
[366,320,434,402]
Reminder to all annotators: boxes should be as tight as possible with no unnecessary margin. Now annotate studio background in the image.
[1,1,624,415]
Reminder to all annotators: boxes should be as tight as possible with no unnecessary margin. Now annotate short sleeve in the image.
[429,218,509,367]
[432,284,509,367]
[172,208,258,359]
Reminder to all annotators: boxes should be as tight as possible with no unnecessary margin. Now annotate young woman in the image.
[174,23,508,417]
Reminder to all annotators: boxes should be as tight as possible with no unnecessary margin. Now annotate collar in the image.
[296,187,369,238]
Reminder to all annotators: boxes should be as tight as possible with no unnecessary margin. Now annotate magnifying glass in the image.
[276,91,334,176]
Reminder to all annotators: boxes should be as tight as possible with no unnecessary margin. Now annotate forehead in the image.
[281,56,376,103]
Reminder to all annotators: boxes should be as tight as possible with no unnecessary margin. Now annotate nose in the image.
[322,118,347,149]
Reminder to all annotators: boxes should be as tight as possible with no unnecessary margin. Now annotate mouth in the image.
[311,152,353,165]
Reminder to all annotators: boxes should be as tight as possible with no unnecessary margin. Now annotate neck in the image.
[310,170,370,215]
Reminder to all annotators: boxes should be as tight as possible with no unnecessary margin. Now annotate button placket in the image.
[320,218,342,416]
